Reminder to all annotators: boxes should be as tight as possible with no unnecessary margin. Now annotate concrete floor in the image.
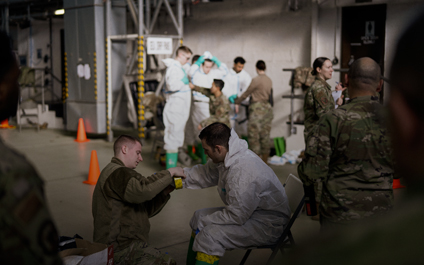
[3,127,403,264]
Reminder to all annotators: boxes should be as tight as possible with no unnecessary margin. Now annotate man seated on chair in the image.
[298,57,395,232]
[92,134,186,265]
[182,122,291,265]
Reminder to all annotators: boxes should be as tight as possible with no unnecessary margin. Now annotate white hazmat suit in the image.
[187,53,228,144]
[183,129,291,256]
[222,68,252,136]
[162,58,191,151]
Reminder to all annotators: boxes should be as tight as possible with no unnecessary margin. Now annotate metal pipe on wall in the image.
[49,16,54,103]
[106,0,113,142]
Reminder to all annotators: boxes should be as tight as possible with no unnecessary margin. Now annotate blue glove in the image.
[194,55,205,66]
[228,94,237,103]
[211,56,221,67]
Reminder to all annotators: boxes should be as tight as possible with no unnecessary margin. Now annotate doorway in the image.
[341,4,386,100]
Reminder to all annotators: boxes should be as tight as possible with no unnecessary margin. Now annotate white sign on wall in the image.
[147,38,173,55]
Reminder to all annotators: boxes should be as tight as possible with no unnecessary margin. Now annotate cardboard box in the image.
[60,238,113,265]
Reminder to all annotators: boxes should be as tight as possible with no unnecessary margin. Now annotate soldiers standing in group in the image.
[298,58,394,231]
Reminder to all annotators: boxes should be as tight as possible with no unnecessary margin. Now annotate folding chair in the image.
[239,174,305,265]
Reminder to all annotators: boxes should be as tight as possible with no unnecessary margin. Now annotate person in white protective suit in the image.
[162,46,192,169]
[222,57,252,138]
[183,122,291,265]
[188,51,229,164]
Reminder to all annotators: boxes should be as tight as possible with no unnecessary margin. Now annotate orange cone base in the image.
[83,179,96,185]
[393,179,406,189]
[0,124,16,129]
[84,150,100,185]
[75,118,90,143]
[75,139,90,143]
[0,119,16,129]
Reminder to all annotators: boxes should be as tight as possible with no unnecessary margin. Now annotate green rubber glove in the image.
[181,75,189,85]
[211,56,221,67]
[228,94,237,103]
[181,68,189,85]
[194,55,205,66]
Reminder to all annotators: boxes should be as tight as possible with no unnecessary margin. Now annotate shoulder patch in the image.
[317,90,329,106]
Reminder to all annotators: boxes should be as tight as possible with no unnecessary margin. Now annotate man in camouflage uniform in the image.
[298,57,394,231]
[92,134,185,265]
[190,79,231,129]
[0,31,63,264]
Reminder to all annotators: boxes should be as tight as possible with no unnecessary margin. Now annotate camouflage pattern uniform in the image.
[234,73,273,156]
[248,102,273,155]
[193,86,231,128]
[298,96,394,230]
[303,77,335,204]
[92,157,175,265]
[0,137,62,265]
[303,77,335,142]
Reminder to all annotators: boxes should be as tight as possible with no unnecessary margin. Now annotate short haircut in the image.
[256,60,266,71]
[213,79,224,91]
[234,57,246,64]
[192,54,200,64]
[114,134,142,155]
[0,31,15,84]
[390,9,424,121]
[311,57,330,76]
[176,46,192,56]
[203,58,213,65]
[199,122,231,150]
[348,57,381,91]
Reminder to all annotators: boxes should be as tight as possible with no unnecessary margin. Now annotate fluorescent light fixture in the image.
[54,9,65,15]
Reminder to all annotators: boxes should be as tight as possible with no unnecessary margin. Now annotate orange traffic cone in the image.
[0,119,15,129]
[393,178,406,189]
[83,150,100,185]
[75,118,90,142]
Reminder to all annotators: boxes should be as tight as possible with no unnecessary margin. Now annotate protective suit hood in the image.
[224,129,248,168]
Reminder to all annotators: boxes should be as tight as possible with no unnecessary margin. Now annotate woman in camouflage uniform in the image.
[303,57,344,141]
[303,57,343,221]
